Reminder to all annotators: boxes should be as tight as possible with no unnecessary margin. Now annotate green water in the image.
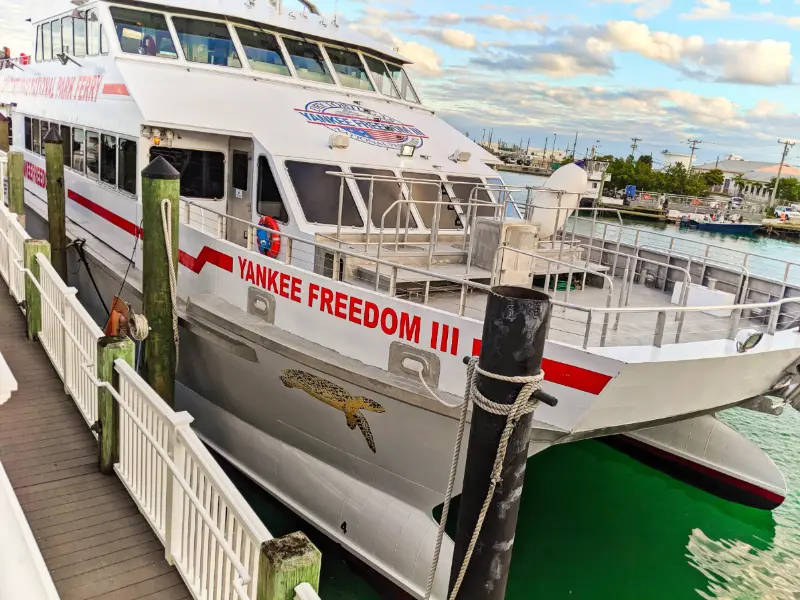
[215,170,800,598]
[215,406,799,600]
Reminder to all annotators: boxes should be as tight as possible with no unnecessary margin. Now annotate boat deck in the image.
[0,282,190,600]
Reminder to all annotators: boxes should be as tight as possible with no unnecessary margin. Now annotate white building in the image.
[693,157,800,201]
[660,150,693,168]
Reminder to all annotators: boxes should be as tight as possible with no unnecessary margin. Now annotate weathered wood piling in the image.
[44,126,67,280]
[257,532,322,600]
[23,239,50,340]
[96,336,135,475]
[8,150,24,220]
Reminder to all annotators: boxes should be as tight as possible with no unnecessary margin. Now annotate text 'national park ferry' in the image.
[3,0,800,597]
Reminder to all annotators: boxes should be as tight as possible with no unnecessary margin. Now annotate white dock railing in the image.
[0,199,321,600]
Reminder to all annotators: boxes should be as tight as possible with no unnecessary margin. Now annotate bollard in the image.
[96,336,135,475]
[0,114,9,153]
[44,126,67,280]
[449,286,551,600]
[141,155,180,407]
[23,239,51,341]
[257,532,321,600]
[8,151,24,221]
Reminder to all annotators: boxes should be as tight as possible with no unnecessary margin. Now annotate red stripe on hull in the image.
[179,247,233,274]
[68,190,142,238]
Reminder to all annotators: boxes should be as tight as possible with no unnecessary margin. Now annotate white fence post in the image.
[164,414,193,566]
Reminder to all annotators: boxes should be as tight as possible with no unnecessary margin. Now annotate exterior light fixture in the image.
[165,130,174,147]
[152,128,162,146]
[449,149,471,163]
[736,329,764,353]
[399,143,416,158]
[141,126,152,139]
[329,133,350,149]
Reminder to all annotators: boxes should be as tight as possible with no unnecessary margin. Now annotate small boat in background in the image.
[680,215,761,235]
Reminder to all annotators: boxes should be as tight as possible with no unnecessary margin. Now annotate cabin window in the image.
[100,134,117,186]
[364,56,401,99]
[42,22,52,61]
[24,117,32,151]
[282,38,333,84]
[232,152,248,191]
[387,63,420,103]
[110,8,177,58]
[171,17,241,68]
[87,9,101,56]
[351,167,417,228]
[149,147,225,199]
[72,128,86,173]
[286,161,362,227]
[100,25,109,55]
[325,47,374,91]
[36,26,43,62]
[234,27,289,76]
[52,19,62,57]
[60,125,72,169]
[447,176,496,219]
[74,16,87,57]
[86,131,99,179]
[62,17,74,55]
[401,171,460,230]
[257,156,288,223]
[40,121,50,154]
[118,139,137,195]
[31,120,40,154]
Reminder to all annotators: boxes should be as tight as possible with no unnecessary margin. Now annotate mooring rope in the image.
[422,357,544,600]
[161,199,180,365]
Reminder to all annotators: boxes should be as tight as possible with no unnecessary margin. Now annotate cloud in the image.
[465,14,546,31]
[360,6,420,25]
[680,0,732,20]
[348,23,442,76]
[473,36,614,77]
[428,12,462,26]
[410,28,478,50]
[593,0,673,19]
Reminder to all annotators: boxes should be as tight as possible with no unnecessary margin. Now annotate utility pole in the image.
[687,139,702,171]
[770,139,796,207]
[630,137,642,157]
[572,131,579,158]
[543,136,548,166]
[552,133,558,160]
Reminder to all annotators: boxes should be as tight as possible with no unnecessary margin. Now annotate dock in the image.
[0,195,321,599]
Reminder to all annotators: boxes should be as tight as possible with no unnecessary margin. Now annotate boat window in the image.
[286,161,362,227]
[257,156,289,223]
[447,176,497,219]
[487,177,521,218]
[172,17,241,68]
[86,131,99,179]
[74,15,87,57]
[351,167,416,228]
[101,134,117,186]
[72,128,86,173]
[36,26,43,62]
[100,25,109,55]
[282,38,333,84]
[52,19,62,56]
[110,7,177,58]
[149,147,225,199]
[62,17,74,55]
[42,22,52,61]
[119,139,137,195]
[325,47,374,91]
[87,9,101,56]
[60,125,72,169]
[24,117,32,151]
[235,27,289,76]
[31,120,40,154]
[363,56,401,99]
[401,172,460,229]
[40,121,50,154]
[386,63,420,104]
[232,151,248,191]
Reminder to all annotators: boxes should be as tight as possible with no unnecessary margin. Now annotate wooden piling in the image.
[257,532,321,600]
[23,239,51,341]
[141,155,180,407]
[96,336,135,475]
[0,114,9,153]
[44,125,67,280]
[449,286,552,600]
[8,151,24,220]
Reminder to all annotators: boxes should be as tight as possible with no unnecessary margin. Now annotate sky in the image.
[1,0,798,166]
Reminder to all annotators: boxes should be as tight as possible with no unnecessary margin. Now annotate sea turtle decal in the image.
[279,370,385,453]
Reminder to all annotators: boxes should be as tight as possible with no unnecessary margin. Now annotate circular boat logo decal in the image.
[295,100,427,149]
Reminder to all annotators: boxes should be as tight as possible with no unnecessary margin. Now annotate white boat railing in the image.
[0,200,323,600]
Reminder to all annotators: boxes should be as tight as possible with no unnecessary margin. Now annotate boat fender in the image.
[257,216,281,259]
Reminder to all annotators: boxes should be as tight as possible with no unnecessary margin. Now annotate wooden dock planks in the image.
[0,283,191,600]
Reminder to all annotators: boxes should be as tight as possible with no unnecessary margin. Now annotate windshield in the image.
[172,17,241,67]
[110,7,177,58]
[386,62,419,103]
[283,38,333,84]
[235,27,290,76]
[325,47,374,91]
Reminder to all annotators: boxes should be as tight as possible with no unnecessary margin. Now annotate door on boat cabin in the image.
[227,138,254,246]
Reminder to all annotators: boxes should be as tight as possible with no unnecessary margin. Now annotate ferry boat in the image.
[2,1,800,596]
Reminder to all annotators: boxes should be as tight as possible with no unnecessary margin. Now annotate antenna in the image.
[333,0,338,27]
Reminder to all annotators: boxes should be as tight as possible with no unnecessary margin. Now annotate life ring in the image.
[691,199,699,206]
[257,216,281,258]
[642,193,651,201]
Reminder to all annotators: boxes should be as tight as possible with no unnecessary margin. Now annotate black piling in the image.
[449,286,552,600]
